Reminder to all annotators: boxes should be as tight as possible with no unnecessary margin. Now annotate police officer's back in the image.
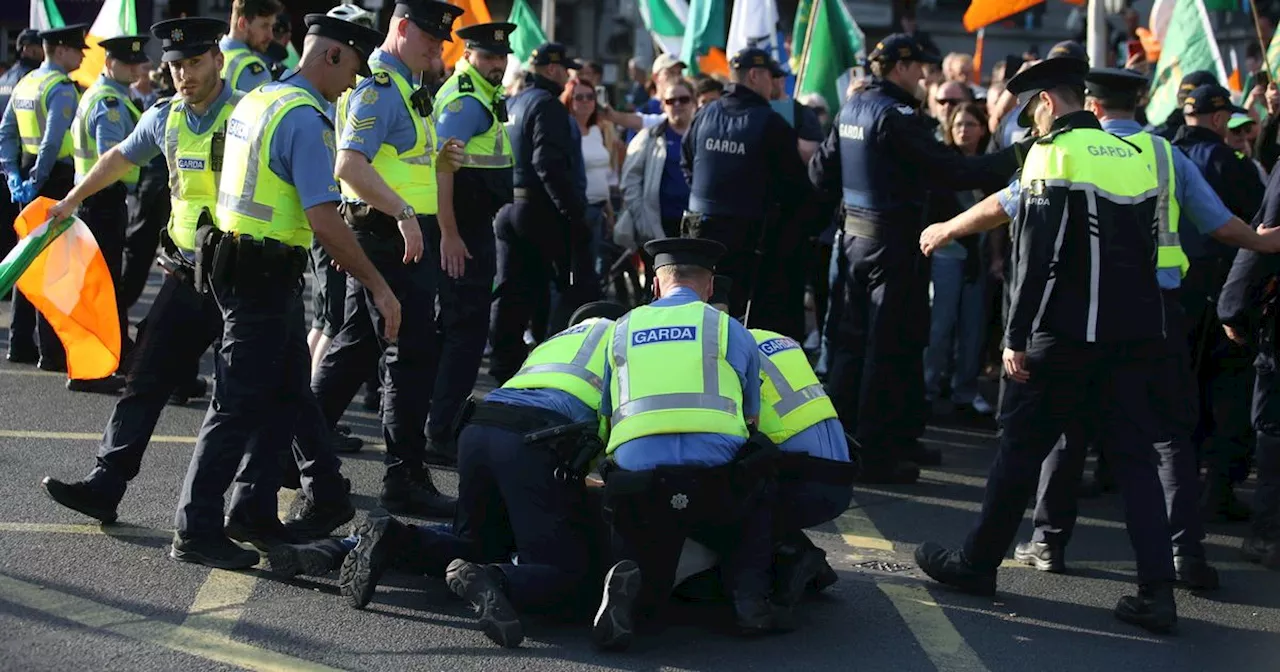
[1153,70,1220,141]
[0,29,42,258]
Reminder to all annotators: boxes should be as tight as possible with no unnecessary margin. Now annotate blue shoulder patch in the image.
[758,337,800,357]
[631,325,697,347]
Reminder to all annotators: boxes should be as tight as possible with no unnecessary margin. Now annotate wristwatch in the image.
[396,204,416,222]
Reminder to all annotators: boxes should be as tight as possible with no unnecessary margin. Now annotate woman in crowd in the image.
[562,76,621,275]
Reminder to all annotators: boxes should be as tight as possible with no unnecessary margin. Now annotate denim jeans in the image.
[924,255,987,404]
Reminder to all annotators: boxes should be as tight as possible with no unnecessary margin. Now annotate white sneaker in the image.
[971,395,994,415]
[803,330,821,352]
[523,329,536,346]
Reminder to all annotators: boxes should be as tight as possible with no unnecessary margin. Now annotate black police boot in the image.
[733,592,776,636]
[379,472,456,518]
[266,538,350,578]
[857,459,921,485]
[37,357,66,372]
[339,510,408,609]
[423,435,458,468]
[446,560,524,648]
[1241,536,1280,569]
[1173,555,1220,591]
[40,477,119,524]
[809,560,839,593]
[1013,540,1066,573]
[282,494,356,540]
[1114,581,1177,634]
[168,375,208,406]
[592,560,642,652]
[361,379,380,411]
[67,374,125,394]
[6,345,38,364]
[771,547,826,631]
[224,515,298,552]
[914,541,997,596]
[170,534,260,570]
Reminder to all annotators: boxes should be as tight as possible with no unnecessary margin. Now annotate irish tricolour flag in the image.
[70,0,138,89]
[0,198,122,380]
[639,0,690,56]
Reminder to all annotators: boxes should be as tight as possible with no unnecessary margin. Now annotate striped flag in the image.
[1146,0,1229,123]
[2,198,121,380]
[681,0,727,76]
[638,0,690,56]
[70,0,138,89]
[442,0,494,67]
[30,0,66,31]
[792,0,864,113]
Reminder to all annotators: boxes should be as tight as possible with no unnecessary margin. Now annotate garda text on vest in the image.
[631,325,698,346]
[839,123,865,141]
[758,337,801,356]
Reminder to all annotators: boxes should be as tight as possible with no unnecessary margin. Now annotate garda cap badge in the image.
[671,493,689,510]
[172,28,184,42]
[132,41,141,52]
[495,29,505,42]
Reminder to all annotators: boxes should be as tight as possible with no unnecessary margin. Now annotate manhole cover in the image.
[851,560,914,573]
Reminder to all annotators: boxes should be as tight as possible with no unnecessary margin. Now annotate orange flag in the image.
[698,48,729,78]
[963,0,1084,32]
[443,0,493,67]
[13,198,121,380]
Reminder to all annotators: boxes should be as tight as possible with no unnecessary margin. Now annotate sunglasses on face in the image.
[663,95,692,106]
[935,98,965,105]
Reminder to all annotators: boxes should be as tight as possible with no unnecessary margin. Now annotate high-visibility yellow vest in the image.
[71,79,141,185]
[215,84,322,249]
[1124,132,1189,277]
[504,318,613,410]
[163,91,242,251]
[221,45,268,92]
[336,63,438,213]
[749,329,838,445]
[434,60,513,169]
[11,67,75,159]
[605,302,748,453]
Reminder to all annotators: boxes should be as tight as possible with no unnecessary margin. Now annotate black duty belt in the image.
[843,214,889,241]
[469,401,601,481]
[778,452,859,486]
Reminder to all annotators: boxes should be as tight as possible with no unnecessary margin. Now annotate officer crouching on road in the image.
[914,57,1179,635]
[592,238,781,651]
[171,15,392,570]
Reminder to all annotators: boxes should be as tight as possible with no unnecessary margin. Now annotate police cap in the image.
[530,42,582,70]
[1084,67,1148,98]
[1183,84,1246,116]
[393,1,465,41]
[99,35,152,64]
[17,29,41,49]
[151,18,228,63]
[39,24,89,50]
[1006,56,1089,127]
[304,13,384,77]
[1179,70,1219,94]
[456,22,516,56]
[709,275,733,308]
[1046,40,1087,62]
[868,33,941,66]
[568,300,628,326]
[643,237,727,271]
[730,48,785,76]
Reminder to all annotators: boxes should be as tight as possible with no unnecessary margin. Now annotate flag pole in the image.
[1249,0,1273,75]
[794,0,821,89]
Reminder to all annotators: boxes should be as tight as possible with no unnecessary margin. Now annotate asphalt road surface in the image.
[1,274,1279,672]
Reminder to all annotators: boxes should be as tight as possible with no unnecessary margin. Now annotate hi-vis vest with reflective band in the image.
[749,329,838,445]
[12,68,75,159]
[503,318,613,411]
[1123,132,1189,277]
[434,61,513,169]
[605,302,749,453]
[221,46,267,92]
[164,92,242,251]
[71,81,141,185]
[215,85,322,248]
[336,66,438,212]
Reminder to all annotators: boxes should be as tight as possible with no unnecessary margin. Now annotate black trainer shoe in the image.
[338,511,404,609]
[914,541,997,596]
[6,347,38,364]
[593,560,642,651]
[380,475,456,518]
[170,534,260,570]
[67,375,124,394]
[266,538,350,578]
[446,560,524,648]
[423,436,458,468]
[733,593,777,636]
[224,516,297,552]
[1014,541,1066,573]
[37,357,66,372]
[41,477,119,524]
[1173,556,1220,591]
[282,495,355,540]
[771,547,826,630]
[1114,581,1177,634]
[329,429,363,454]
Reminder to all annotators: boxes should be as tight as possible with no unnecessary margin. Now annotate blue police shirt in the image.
[998,118,1231,290]
[80,75,140,189]
[781,417,850,462]
[0,61,78,187]
[602,286,762,471]
[0,59,37,127]
[483,388,598,425]
[264,72,341,210]
[220,37,272,93]
[435,94,490,148]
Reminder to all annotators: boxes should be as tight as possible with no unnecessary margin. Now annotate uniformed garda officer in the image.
[593,237,777,651]
[489,42,600,384]
[1152,70,1219,141]
[809,33,1019,484]
[308,0,464,519]
[681,48,811,329]
[0,24,89,372]
[914,57,1178,635]
[425,21,518,466]
[0,29,43,261]
[220,0,280,93]
[171,15,390,570]
[335,301,627,649]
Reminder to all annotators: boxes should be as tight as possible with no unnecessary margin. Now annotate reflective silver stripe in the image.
[1037,178,1162,205]
[758,354,826,417]
[73,148,96,159]
[1149,139,1178,248]
[220,91,311,221]
[493,121,505,156]
[165,107,180,193]
[612,306,738,423]
[227,52,255,85]
[1030,201,1070,337]
[512,320,610,391]
[403,152,433,165]
[1085,189,1101,342]
[460,153,512,167]
[20,134,41,145]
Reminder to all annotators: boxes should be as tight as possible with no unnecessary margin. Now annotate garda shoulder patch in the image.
[373,72,392,87]
[360,86,378,105]
[631,325,697,347]
[758,337,800,356]
[446,99,464,113]
[248,62,265,76]
[458,74,475,93]
[106,108,121,123]
[894,104,915,115]
[103,96,119,107]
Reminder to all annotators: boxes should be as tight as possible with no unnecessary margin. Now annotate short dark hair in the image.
[1051,84,1086,108]
[233,0,282,21]
[1088,90,1140,114]
[694,76,723,96]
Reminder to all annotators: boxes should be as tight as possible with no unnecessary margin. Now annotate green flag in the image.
[0,217,73,299]
[680,0,726,75]
[508,0,547,63]
[30,0,66,30]
[1146,0,1228,124]
[792,0,864,113]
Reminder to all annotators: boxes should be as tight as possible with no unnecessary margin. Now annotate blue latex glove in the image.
[14,178,35,205]
[5,173,21,202]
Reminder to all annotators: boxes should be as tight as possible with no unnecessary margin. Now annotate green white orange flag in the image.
[0,198,121,380]
[1145,0,1229,124]
[70,0,138,89]
[442,0,494,67]
[30,0,66,31]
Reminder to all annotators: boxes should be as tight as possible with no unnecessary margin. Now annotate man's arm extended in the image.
[920,190,1011,256]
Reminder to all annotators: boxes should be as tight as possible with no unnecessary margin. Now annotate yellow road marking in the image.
[835,507,895,552]
[181,570,259,640]
[0,573,341,671]
[0,430,196,443]
[878,583,990,671]
[0,522,170,539]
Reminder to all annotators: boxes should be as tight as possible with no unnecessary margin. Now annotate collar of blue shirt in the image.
[219,36,253,53]
[652,285,703,307]
[369,49,413,84]
[275,69,328,109]
[1100,118,1144,137]
[96,74,131,98]
[41,59,69,75]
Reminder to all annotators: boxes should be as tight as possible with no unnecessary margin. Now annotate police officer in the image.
[681,48,811,332]
[0,29,42,261]
[220,0,280,93]
[809,33,1019,484]
[489,42,599,384]
[171,15,390,569]
[426,22,517,465]
[335,301,626,649]
[1152,70,1219,141]
[914,57,1178,634]
[0,24,88,372]
[593,237,778,650]
[310,0,464,519]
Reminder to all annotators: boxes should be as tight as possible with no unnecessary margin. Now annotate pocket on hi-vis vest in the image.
[631,325,697,346]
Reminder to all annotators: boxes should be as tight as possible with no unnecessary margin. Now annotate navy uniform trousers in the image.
[120,160,171,311]
[1250,351,1280,543]
[9,160,73,364]
[1031,290,1207,559]
[963,333,1175,585]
